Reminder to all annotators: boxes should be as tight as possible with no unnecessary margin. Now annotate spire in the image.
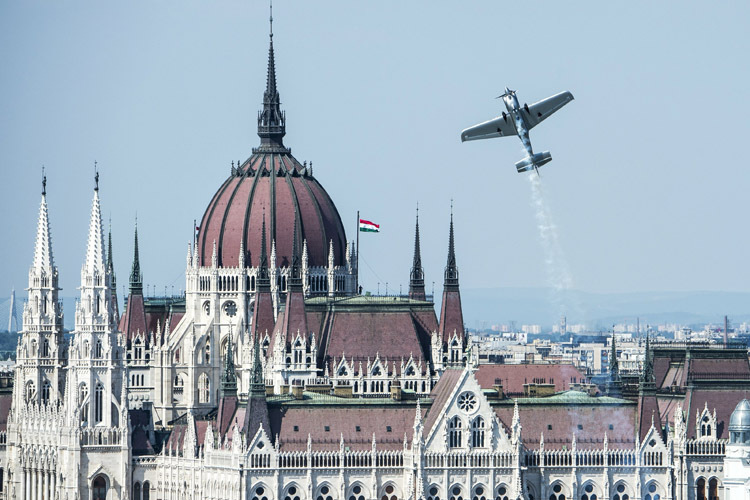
[289,217,303,290]
[409,206,426,300]
[32,172,54,271]
[129,220,143,295]
[255,0,287,153]
[107,220,116,287]
[84,173,106,274]
[444,208,459,289]
[250,331,265,395]
[221,328,238,397]
[257,214,270,286]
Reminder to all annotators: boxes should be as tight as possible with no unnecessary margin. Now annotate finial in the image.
[94,161,99,191]
[41,166,46,196]
[269,0,273,38]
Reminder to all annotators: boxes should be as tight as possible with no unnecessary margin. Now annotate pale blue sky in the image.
[2,2,750,304]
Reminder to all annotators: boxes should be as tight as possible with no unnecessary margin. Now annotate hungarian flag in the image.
[359,219,380,233]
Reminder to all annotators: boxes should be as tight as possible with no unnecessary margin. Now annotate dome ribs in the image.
[217,167,254,267]
[294,169,330,267]
[198,175,235,266]
[199,152,347,270]
[240,155,265,267]
[281,156,305,267]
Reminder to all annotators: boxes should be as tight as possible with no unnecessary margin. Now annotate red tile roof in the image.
[475,364,588,395]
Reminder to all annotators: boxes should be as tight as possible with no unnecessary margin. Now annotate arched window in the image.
[708,478,718,500]
[581,484,597,500]
[252,485,269,500]
[613,484,629,500]
[496,486,509,500]
[471,416,485,448]
[381,485,399,500]
[472,486,488,500]
[41,380,51,403]
[696,479,706,500]
[95,340,103,358]
[644,483,660,500]
[25,381,36,402]
[134,482,141,500]
[284,485,302,500]
[92,475,107,500]
[205,337,211,364]
[549,484,565,500]
[317,485,334,500]
[199,373,210,404]
[449,486,465,500]
[94,383,104,423]
[42,339,50,357]
[348,485,365,500]
[449,416,463,448]
[427,486,441,500]
[143,481,150,500]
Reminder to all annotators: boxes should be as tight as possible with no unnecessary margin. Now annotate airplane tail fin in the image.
[515,151,552,173]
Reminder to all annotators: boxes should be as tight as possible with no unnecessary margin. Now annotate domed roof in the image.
[729,399,750,431]
[197,30,347,269]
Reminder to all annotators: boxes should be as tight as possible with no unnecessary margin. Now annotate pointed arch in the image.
[449,485,466,500]
[496,485,510,500]
[612,482,631,500]
[580,482,600,500]
[472,485,489,500]
[448,415,463,448]
[427,485,442,500]
[347,483,366,500]
[643,482,661,500]
[315,482,336,500]
[283,483,304,500]
[251,483,271,500]
[549,482,568,500]
[380,483,401,500]
[471,415,486,448]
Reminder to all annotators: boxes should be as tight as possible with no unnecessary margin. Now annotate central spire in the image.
[255,1,288,153]
[129,220,143,295]
[409,207,426,300]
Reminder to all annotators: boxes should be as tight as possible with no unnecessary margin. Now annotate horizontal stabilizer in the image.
[515,151,552,173]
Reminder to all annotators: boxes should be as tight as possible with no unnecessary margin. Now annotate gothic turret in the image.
[16,173,65,408]
[107,223,120,323]
[438,211,465,343]
[243,333,271,440]
[409,209,426,301]
[129,220,143,295]
[71,171,126,428]
[221,332,238,398]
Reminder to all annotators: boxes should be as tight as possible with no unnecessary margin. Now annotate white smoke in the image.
[527,173,578,318]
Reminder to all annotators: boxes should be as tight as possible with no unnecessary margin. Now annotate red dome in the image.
[197,153,347,269]
[197,32,347,270]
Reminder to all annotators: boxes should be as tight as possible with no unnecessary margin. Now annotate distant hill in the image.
[460,287,750,329]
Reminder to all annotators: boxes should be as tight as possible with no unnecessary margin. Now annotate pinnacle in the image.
[32,192,55,271]
[84,189,106,274]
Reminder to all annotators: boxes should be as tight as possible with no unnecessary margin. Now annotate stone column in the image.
[51,469,56,500]
[20,467,26,500]
[30,468,35,500]
[42,469,47,500]
[37,468,42,500]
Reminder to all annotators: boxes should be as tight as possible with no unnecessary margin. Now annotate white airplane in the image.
[461,87,574,174]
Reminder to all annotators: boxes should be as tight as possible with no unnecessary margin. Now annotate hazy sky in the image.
[2,2,750,303]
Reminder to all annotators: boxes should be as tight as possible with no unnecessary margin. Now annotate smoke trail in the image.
[527,173,578,318]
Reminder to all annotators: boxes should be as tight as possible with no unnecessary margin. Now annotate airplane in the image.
[461,87,574,174]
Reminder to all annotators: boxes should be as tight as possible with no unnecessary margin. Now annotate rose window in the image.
[458,391,477,413]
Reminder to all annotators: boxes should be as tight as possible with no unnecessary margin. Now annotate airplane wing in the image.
[523,91,574,130]
[461,114,518,142]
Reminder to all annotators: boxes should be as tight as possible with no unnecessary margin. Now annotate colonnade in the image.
[19,466,57,500]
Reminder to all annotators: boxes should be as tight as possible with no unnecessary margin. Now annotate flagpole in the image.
[356,210,360,295]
